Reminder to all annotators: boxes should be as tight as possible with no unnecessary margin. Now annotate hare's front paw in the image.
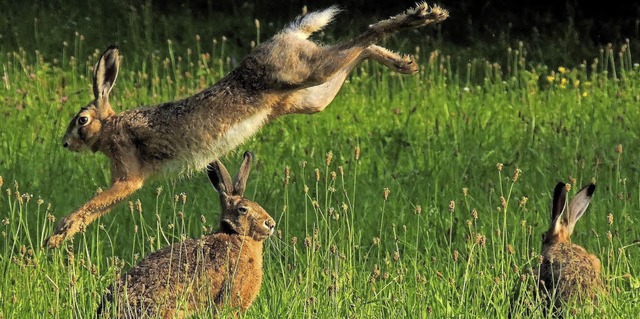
[46,215,85,248]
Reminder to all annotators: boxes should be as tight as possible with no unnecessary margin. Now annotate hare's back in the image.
[540,243,603,302]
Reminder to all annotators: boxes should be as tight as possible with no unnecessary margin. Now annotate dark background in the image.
[0,0,637,67]
[160,0,638,45]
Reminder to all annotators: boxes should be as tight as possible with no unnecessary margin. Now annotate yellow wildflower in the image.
[558,66,567,74]
[559,78,568,88]
[546,75,555,83]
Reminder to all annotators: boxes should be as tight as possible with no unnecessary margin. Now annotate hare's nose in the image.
[63,142,69,148]
[264,219,275,232]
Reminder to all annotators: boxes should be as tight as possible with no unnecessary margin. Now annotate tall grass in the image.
[1,5,640,318]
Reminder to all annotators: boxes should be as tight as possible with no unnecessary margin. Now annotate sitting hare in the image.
[97,151,275,318]
[47,3,449,247]
[538,182,604,315]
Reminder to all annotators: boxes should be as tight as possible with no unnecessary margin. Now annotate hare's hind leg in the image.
[278,45,418,115]
[46,178,143,248]
[301,3,446,84]
[272,3,446,115]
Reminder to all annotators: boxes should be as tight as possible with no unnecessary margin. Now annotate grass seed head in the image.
[607,213,614,225]
[518,196,528,207]
[475,234,486,246]
[304,236,312,248]
[383,188,390,200]
[135,199,142,213]
[326,151,333,166]
[512,167,522,182]
[180,192,187,204]
[284,166,290,185]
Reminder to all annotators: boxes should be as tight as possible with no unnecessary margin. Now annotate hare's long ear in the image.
[207,160,234,197]
[233,151,253,196]
[549,182,568,235]
[93,45,120,103]
[565,184,596,235]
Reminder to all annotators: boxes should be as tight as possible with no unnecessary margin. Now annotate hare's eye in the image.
[237,206,248,215]
[78,116,89,126]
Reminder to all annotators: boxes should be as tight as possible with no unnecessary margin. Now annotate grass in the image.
[2,2,640,318]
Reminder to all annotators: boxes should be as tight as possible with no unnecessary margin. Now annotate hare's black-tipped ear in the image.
[233,151,253,196]
[93,45,120,103]
[566,183,596,234]
[551,182,567,222]
[550,182,568,234]
[207,160,233,196]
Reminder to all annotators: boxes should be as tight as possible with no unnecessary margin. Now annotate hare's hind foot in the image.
[371,3,449,33]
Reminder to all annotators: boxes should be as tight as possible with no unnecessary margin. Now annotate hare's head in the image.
[543,182,596,246]
[62,45,120,152]
[207,152,275,241]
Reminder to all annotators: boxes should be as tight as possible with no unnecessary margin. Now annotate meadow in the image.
[1,1,640,318]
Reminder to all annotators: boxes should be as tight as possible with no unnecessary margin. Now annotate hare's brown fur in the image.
[540,242,603,306]
[47,3,449,248]
[98,152,274,318]
[537,182,604,315]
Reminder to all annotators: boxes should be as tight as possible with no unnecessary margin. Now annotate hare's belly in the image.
[164,109,269,175]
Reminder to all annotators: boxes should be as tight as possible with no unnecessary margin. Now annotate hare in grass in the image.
[47,3,449,248]
[537,182,604,315]
[97,151,275,318]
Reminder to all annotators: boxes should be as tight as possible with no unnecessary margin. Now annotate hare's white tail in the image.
[282,6,341,39]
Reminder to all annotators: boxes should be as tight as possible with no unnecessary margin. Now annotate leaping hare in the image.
[97,151,275,318]
[538,182,604,314]
[47,3,449,247]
